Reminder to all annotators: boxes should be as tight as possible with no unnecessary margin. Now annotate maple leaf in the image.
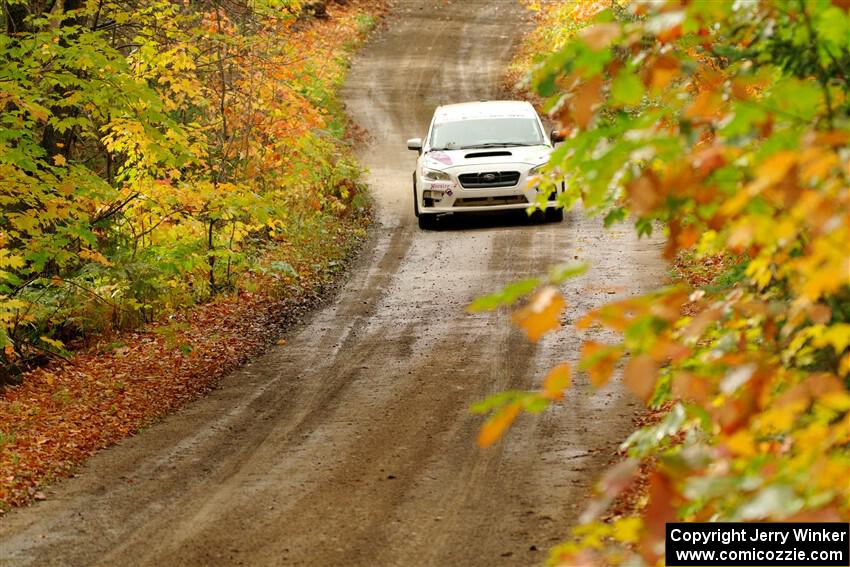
[511,286,565,341]
[570,75,603,129]
[477,402,521,448]
[622,355,658,402]
[542,363,571,400]
[578,23,620,50]
[580,341,624,388]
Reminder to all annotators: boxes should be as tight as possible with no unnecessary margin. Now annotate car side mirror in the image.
[550,129,566,144]
[407,138,423,152]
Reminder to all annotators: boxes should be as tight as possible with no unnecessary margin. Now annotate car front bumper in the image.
[417,179,561,214]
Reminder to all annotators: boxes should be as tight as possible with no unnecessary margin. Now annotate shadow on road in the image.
[424,210,561,232]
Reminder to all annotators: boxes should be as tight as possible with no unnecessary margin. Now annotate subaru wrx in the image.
[407,100,564,229]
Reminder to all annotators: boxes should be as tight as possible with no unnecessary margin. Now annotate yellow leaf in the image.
[813,458,847,492]
[612,517,642,544]
[79,248,111,266]
[542,363,571,400]
[755,151,797,186]
[53,154,67,166]
[819,391,850,412]
[812,324,850,353]
[478,402,521,448]
[721,191,751,217]
[0,250,24,270]
[40,335,64,350]
[839,353,850,378]
[755,402,806,435]
[725,430,756,457]
[511,287,565,342]
[795,422,829,451]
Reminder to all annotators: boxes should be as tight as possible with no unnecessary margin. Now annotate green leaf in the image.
[470,390,528,414]
[548,261,588,284]
[611,70,644,106]
[267,261,298,277]
[816,6,849,49]
[467,278,539,312]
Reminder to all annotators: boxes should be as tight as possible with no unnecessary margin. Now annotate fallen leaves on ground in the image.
[0,214,368,510]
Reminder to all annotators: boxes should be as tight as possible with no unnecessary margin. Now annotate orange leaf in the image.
[542,363,571,400]
[676,225,699,249]
[581,341,623,388]
[626,173,661,215]
[511,287,565,342]
[650,339,690,363]
[656,23,683,44]
[639,471,678,564]
[477,402,521,448]
[692,146,726,177]
[684,91,721,121]
[576,311,596,330]
[646,54,679,93]
[807,303,832,324]
[571,75,603,129]
[623,355,658,402]
[664,219,682,260]
[755,151,797,186]
[578,23,620,50]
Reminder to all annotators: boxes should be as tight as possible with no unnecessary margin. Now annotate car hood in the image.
[421,145,552,170]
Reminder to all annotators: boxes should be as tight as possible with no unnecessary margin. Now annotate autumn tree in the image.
[474,1,850,564]
[0,0,369,383]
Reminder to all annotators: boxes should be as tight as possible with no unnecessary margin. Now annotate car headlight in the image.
[528,163,548,176]
[423,168,450,181]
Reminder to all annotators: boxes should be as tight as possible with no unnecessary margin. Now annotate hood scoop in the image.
[464,150,513,159]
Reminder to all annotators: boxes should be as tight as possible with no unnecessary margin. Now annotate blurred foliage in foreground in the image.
[474,0,850,564]
[0,0,376,381]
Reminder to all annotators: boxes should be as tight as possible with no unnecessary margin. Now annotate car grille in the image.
[454,196,528,207]
[458,171,521,189]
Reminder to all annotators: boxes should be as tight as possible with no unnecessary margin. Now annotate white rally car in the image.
[407,100,564,229]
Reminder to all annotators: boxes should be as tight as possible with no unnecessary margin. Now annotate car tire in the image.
[413,173,420,218]
[545,207,564,223]
[418,214,436,230]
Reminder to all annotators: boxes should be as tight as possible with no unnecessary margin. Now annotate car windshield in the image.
[429,117,545,150]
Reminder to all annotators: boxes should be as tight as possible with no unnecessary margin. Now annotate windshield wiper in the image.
[460,142,541,149]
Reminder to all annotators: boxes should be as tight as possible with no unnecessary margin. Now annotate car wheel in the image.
[545,207,564,223]
[418,214,436,230]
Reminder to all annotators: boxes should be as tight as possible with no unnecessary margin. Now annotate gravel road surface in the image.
[0,1,665,565]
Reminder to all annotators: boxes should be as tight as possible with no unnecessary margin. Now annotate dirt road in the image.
[0,1,665,565]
